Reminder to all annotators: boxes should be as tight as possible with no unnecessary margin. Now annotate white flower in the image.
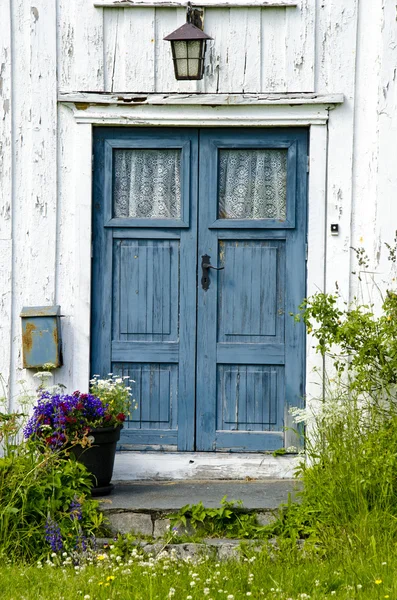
[84,596,91,600]
[33,371,53,379]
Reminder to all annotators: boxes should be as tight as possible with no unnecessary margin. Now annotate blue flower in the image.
[24,391,108,448]
[70,497,83,521]
[45,516,63,553]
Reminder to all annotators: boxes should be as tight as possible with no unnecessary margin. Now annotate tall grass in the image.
[272,387,397,554]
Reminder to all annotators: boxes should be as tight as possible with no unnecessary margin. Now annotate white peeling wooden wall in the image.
[58,1,315,93]
[2,0,397,404]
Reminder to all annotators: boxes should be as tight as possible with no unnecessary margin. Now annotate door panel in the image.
[92,128,198,450]
[92,127,307,452]
[196,129,307,452]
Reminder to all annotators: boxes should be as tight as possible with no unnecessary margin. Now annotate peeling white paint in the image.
[1,0,397,474]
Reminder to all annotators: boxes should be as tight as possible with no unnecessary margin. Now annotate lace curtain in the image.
[113,149,181,219]
[218,149,287,220]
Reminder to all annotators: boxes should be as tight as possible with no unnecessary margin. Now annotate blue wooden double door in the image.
[92,127,307,452]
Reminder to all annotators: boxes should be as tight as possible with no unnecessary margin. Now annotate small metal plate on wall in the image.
[20,305,63,369]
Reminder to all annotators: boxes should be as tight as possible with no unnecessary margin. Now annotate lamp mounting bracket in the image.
[186,1,204,30]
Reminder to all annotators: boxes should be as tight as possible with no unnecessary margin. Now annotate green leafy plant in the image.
[0,393,106,561]
[294,238,397,396]
[267,238,397,549]
[168,496,268,540]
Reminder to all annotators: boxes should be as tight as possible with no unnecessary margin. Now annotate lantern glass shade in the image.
[172,40,204,79]
[164,22,212,81]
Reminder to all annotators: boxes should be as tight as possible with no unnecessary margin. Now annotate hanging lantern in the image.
[164,7,212,81]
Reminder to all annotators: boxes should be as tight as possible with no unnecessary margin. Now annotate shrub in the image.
[268,239,397,549]
[0,407,105,561]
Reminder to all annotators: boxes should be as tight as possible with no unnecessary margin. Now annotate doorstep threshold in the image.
[113,451,300,481]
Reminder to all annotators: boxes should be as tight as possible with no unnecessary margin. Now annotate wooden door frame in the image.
[61,93,342,449]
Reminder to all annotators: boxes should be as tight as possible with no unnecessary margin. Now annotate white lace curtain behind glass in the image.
[113,149,181,219]
[218,149,288,219]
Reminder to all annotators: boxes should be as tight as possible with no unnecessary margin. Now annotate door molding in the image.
[63,98,332,449]
[61,93,343,127]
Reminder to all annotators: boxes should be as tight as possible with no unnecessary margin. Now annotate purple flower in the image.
[45,516,63,553]
[74,533,88,551]
[24,391,108,448]
[70,497,82,522]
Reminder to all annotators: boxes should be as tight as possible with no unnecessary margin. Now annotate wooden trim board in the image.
[94,1,298,8]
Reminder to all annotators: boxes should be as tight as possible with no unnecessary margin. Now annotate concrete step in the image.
[98,479,300,537]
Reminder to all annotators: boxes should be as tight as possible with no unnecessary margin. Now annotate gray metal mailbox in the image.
[20,306,63,369]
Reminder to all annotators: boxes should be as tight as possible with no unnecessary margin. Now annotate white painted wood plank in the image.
[55,104,77,390]
[155,8,179,91]
[72,124,93,392]
[10,0,58,406]
[58,91,344,104]
[317,0,358,305]
[65,102,334,127]
[0,0,12,400]
[349,0,382,303]
[306,124,327,409]
[58,0,104,91]
[261,8,287,91]
[238,8,262,92]
[285,0,315,91]
[113,451,299,480]
[104,7,122,91]
[94,0,298,7]
[219,8,262,92]
[123,8,156,91]
[0,1,12,241]
[367,2,397,299]
[0,241,12,401]
[197,7,227,93]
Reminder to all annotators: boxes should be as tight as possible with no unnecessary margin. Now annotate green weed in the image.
[168,496,268,540]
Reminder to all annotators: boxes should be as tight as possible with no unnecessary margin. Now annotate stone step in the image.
[98,479,299,537]
[95,537,276,560]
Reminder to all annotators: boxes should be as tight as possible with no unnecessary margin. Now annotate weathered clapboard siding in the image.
[352,0,397,296]
[55,103,77,389]
[318,1,358,304]
[0,0,12,396]
[64,2,316,93]
[1,0,397,418]
[373,2,397,279]
[58,0,104,91]
[0,1,12,238]
[349,0,382,300]
[5,0,58,406]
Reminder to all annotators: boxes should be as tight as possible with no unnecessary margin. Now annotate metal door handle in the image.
[201,254,224,291]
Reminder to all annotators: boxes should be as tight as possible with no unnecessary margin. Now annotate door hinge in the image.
[307,156,310,173]
[305,243,308,261]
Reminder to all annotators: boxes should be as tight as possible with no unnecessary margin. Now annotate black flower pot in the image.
[70,425,122,497]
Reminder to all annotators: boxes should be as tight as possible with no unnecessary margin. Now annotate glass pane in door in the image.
[218,149,287,219]
[113,149,182,219]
